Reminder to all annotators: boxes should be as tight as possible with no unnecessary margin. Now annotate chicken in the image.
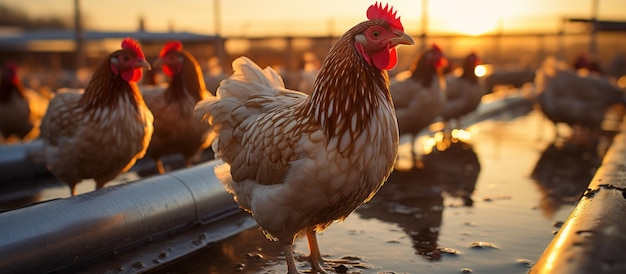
[0,62,34,142]
[390,44,447,168]
[297,51,321,95]
[442,52,485,129]
[141,40,213,174]
[534,56,626,138]
[204,56,228,96]
[40,37,153,196]
[572,52,603,75]
[483,69,535,94]
[0,62,51,143]
[194,3,414,273]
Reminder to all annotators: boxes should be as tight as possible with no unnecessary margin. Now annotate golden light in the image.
[421,136,437,155]
[617,75,626,88]
[475,64,493,77]
[451,129,473,141]
[440,1,501,36]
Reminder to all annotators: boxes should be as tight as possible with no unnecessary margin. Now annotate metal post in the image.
[589,0,598,56]
[73,0,85,69]
[213,0,228,74]
[420,0,428,51]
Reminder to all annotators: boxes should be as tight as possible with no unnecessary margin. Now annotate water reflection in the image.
[152,229,287,273]
[531,139,602,218]
[357,139,480,260]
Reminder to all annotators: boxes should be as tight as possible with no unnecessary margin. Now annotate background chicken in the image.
[40,37,153,196]
[194,3,413,273]
[442,52,485,129]
[141,40,213,174]
[204,56,228,96]
[390,44,447,168]
[0,62,50,143]
[483,69,535,94]
[534,56,626,138]
[297,51,321,95]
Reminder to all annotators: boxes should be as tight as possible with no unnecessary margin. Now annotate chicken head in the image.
[110,38,152,82]
[154,40,184,77]
[354,2,414,70]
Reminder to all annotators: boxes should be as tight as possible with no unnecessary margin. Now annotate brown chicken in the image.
[0,62,52,143]
[0,62,34,142]
[194,3,413,273]
[141,41,213,174]
[390,44,447,167]
[40,37,153,196]
[442,52,485,129]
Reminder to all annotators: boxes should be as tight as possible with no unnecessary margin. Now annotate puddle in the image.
[151,110,616,274]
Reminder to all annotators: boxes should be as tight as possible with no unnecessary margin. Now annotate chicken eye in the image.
[371,30,380,38]
[121,55,130,62]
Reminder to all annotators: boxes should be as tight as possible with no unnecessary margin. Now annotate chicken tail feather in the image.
[227,56,285,91]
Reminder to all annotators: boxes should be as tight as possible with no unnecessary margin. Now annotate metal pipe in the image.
[0,160,241,273]
[0,139,51,182]
[0,139,213,183]
[530,117,626,273]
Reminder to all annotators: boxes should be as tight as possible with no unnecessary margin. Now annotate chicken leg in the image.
[68,183,78,196]
[281,228,329,274]
[155,159,166,175]
[306,227,328,274]
[410,135,424,169]
[282,242,300,274]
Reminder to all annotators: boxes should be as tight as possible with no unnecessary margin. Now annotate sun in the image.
[430,0,504,36]
[448,17,499,36]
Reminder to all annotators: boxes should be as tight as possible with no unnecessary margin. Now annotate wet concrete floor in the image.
[150,108,620,274]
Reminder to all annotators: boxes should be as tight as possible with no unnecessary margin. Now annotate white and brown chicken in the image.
[194,2,414,273]
[390,44,448,168]
[141,40,214,174]
[40,38,153,196]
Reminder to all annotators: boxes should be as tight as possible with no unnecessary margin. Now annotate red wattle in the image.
[372,47,398,71]
[122,69,142,82]
[162,64,175,77]
[384,48,398,70]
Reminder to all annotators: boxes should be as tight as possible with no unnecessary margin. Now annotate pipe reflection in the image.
[531,140,602,219]
[357,139,480,260]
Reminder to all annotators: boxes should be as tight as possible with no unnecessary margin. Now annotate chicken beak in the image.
[137,59,152,71]
[390,33,415,46]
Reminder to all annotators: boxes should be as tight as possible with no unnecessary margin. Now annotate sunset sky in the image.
[4,0,626,37]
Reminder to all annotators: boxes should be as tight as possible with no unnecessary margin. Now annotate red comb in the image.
[431,43,442,53]
[121,37,145,59]
[367,2,403,31]
[160,40,183,57]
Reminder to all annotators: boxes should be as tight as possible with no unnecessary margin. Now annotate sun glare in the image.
[449,18,498,36]
[474,64,492,77]
[431,0,507,36]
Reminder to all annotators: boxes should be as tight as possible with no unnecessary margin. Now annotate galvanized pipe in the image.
[530,117,626,273]
[0,160,239,273]
[0,139,50,182]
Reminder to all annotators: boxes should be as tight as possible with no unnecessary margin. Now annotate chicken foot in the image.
[303,227,363,273]
[306,227,329,274]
